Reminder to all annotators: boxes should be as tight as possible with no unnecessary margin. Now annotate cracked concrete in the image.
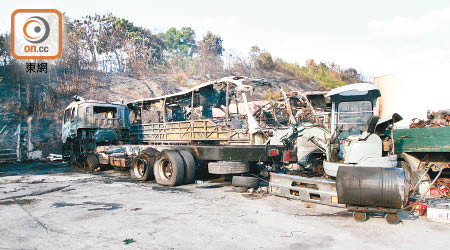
[0,162,449,250]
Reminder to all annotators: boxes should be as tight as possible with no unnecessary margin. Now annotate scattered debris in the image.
[123,238,136,245]
[28,150,42,160]
[47,154,63,162]
[410,110,450,128]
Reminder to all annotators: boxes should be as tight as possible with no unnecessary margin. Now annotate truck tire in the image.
[154,150,185,187]
[178,150,196,184]
[130,155,152,181]
[85,153,99,172]
[232,176,259,188]
[385,213,400,224]
[208,161,250,174]
[231,186,249,193]
[130,147,159,181]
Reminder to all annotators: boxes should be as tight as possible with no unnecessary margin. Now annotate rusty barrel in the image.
[336,166,410,209]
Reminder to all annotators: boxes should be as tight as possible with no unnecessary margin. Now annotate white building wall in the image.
[374,59,450,128]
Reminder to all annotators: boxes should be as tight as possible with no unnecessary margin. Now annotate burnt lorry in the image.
[63,77,301,186]
[61,96,130,170]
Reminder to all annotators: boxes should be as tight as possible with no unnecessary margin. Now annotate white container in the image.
[427,204,450,224]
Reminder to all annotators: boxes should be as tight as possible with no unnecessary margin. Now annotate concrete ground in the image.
[0,163,449,250]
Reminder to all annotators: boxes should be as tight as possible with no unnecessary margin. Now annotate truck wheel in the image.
[86,154,99,172]
[232,176,259,188]
[231,186,249,193]
[385,213,400,224]
[178,150,196,184]
[353,212,368,222]
[130,155,152,181]
[154,150,185,186]
[130,148,159,181]
[208,161,250,174]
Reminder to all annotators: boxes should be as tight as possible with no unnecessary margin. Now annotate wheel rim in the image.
[386,214,399,224]
[354,212,367,222]
[159,159,173,181]
[133,159,146,178]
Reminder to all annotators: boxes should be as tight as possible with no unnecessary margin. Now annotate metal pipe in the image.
[225,82,230,119]
[162,98,166,122]
[390,116,395,154]
[140,101,143,124]
[421,164,442,201]
[190,90,194,120]
[16,123,21,163]
[411,163,432,197]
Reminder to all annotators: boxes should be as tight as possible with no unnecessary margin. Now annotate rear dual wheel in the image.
[154,150,196,187]
[178,150,196,184]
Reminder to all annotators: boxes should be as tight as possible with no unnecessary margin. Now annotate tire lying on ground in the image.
[154,150,185,186]
[232,176,259,189]
[130,148,159,181]
[85,153,99,172]
[178,150,196,184]
[208,161,250,174]
[231,186,249,193]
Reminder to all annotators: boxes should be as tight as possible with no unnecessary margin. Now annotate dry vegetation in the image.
[0,13,365,155]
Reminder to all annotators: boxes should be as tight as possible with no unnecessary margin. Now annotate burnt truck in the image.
[62,77,406,205]
[61,96,130,170]
[63,77,300,186]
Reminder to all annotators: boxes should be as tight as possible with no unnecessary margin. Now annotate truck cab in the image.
[62,97,130,164]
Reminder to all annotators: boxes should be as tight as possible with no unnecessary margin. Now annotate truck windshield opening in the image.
[93,106,117,119]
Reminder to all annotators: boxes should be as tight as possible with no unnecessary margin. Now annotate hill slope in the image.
[0,68,323,156]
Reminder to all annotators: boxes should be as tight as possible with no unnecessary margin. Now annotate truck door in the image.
[62,108,73,143]
[69,107,77,136]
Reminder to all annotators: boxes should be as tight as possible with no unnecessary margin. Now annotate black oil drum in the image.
[336,167,410,208]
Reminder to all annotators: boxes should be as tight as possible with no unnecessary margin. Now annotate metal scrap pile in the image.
[431,177,450,198]
[409,110,450,128]
[253,90,330,129]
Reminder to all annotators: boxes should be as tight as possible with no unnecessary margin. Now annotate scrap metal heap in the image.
[127,76,330,147]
